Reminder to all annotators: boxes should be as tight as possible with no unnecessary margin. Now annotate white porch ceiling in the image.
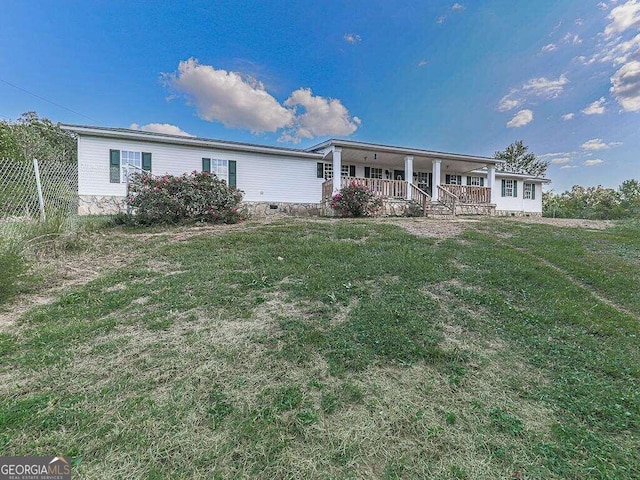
[324,147,495,173]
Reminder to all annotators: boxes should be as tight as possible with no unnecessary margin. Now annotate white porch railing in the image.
[440,185,491,204]
[322,177,407,199]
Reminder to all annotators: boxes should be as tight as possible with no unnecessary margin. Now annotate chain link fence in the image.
[0,158,78,240]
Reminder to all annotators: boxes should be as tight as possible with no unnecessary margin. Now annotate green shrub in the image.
[124,171,246,225]
[329,182,382,217]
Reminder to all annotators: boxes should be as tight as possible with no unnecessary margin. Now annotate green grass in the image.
[0,218,639,478]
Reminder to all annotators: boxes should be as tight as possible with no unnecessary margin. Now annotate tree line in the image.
[0,112,77,163]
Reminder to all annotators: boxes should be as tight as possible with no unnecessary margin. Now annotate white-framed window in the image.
[523,182,535,200]
[502,179,517,197]
[445,174,462,185]
[323,162,334,179]
[211,159,228,181]
[467,176,484,186]
[322,163,354,179]
[370,167,383,179]
[121,150,141,182]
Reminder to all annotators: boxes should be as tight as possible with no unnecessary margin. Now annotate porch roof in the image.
[308,139,504,171]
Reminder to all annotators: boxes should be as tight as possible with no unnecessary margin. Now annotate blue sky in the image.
[1,0,639,192]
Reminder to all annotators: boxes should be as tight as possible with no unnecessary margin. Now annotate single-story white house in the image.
[62,124,549,217]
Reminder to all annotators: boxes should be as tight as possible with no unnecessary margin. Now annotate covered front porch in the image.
[314,140,502,215]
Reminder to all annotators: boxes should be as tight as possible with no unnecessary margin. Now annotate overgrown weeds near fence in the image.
[0,157,80,304]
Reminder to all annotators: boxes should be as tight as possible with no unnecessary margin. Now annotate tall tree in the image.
[0,112,77,163]
[494,140,548,177]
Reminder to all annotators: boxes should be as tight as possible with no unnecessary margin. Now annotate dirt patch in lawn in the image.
[501,216,615,229]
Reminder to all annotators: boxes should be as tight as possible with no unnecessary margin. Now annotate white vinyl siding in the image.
[78,135,324,203]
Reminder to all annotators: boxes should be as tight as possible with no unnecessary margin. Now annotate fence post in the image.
[33,158,46,222]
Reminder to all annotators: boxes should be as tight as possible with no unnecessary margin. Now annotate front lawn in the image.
[1,218,638,479]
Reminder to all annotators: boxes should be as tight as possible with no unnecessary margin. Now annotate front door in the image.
[393,169,405,181]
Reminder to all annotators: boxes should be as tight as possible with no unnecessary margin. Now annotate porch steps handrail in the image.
[437,185,458,216]
[322,179,333,200]
[409,183,431,217]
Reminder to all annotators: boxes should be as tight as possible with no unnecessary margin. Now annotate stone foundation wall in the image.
[244,202,323,217]
[322,199,423,217]
[495,210,542,217]
[78,195,126,215]
[455,203,496,216]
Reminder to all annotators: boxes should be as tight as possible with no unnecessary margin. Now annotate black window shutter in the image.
[142,152,152,172]
[203,158,211,173]
[531,183,536,200]
[501,179,506,197]
[364,167,371,178]
[445,174,451,184]
[466,176,472,186]
[457,175,462,185]
[317,162,324,178]
[513,181,518,197]
[228,160,237,187]
[349,165,356,177]
[109,149,120,183]
[480,177,485,187]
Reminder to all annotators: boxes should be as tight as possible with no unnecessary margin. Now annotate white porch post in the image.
[404,155,414,200]
[332,147,342,193]
[432,159,442,202]
[487,165,497,204]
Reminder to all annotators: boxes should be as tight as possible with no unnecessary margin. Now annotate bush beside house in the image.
[330,182,382,217]
[122,171,245,225]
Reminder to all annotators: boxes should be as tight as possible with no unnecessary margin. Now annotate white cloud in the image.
[130,123,193,137]
[551,157,573,164]
[452,3,465,10]
[562,32,582,45]
[163,58,360,141]
[506,109,533,128]
[280,88,361,143]
[599,33,640,65]
[522,74,569,98]
[581,138,622,150]
[605,0,640,37]
[436,16,446,24]
[598,1,609,10]
[497,75,568,112]
[418,60,428,67]
[343,33,361,44]
[610,60,640,111]
[561,113,575,120]
[541,43,557,53]
[540,151,572,159]
[575,18,584,26]
[163,58,294,133]
[498,93,520,111]
[561,164,578,169]
[584,159,604,166]
[581,97,607,114]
